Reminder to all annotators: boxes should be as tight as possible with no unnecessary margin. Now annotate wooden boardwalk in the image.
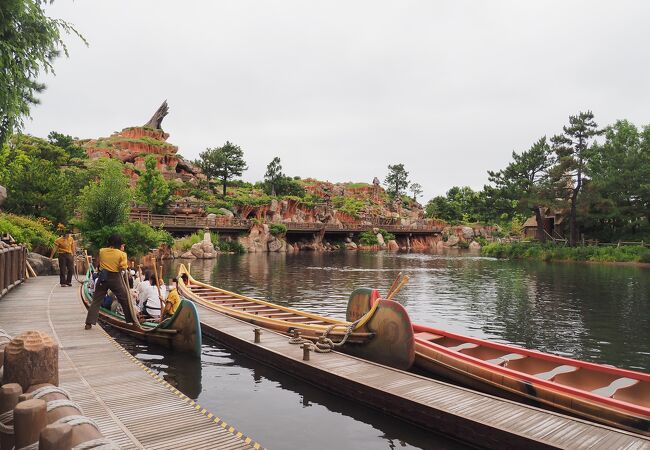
[0,276,261,450]
[194,302,650,450]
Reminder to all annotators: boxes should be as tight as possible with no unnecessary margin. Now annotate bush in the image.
[0,213,56,251]
[359,229,394,246]
[481,242,650,263]
[217,240,245,253]
[639,249,650,263]
[83,222,172,257]
[269,224,287,236]
[173,231,220,252]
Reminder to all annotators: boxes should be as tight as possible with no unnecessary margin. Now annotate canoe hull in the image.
[413,327,650,436]
[80,277,202,358]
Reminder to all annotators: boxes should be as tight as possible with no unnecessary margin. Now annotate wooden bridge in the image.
[129,212,443,235]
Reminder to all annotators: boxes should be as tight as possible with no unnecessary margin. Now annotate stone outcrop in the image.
[0,184,6,206]
[387,240,399,251]
[3,331,58,390]
[469,241,481,250]
[26,252,59,276]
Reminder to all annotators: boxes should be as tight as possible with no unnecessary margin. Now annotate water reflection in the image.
[108,327,465,450]
[171,251,650,371]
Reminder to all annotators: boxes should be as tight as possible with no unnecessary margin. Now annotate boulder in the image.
[387,240,399,251]
[267,237,286,252]
[3,331,58,390]
[179,251,197,259]
[436,240,445,250]
[469,241,481,250]
[376,233,385,246]
[345,242,358,250]
[445,235,460,247]
[0,184,6,206]
[461,226,474,240]
[26,252,57,276]
[218,208,234,218]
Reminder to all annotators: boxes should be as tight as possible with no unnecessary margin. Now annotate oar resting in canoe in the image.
[80,264,202,358]
[177,264,415,370]
[352,273,650,436]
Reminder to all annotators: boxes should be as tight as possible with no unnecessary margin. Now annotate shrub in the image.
[0,213,57,251]
[173,231,220,252]
[83,222,172,257]
[218,240,245,253]
[639,249,650,263]
[269,224,287,236]
[481,242,650,263]
[359,229,394,245]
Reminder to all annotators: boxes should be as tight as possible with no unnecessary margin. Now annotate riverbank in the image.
[481,242,650,265]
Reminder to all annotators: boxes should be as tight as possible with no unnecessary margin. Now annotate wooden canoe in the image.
[80,266,202,358]
[177,264,415,370]
[346,289,650,435]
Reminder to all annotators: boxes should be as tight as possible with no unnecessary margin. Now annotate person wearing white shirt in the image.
[141,277,162,319]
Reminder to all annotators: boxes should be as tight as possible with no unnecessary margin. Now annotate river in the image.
[111,250,650,449]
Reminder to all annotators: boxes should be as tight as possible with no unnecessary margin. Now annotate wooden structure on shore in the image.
[0,243,26,299]
[129,211,443,236]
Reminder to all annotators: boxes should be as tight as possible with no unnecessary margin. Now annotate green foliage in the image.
[76,160,132,235]
[47,131,86,159]
[136,155,171,213]
[0,0,86,145]
[359,229,394,245]
[264,156,283,196]
[409,182,423,202]
[425,186,485,223]
[196,141,247,196]
[83,222,172,257]
[384,163,410,198]
[332,196,365,218]
[173,231,219,252]
[639,249,650,263]
[217,240,245,253]
[0,135,82,224]
[0,213,56,250]
[481,242,648,263]
[269,224,287,236]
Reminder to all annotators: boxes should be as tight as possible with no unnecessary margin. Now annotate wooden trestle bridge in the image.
[129,212,444,236]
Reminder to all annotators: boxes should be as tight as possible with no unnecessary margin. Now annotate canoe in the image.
[80,266,202,358]
[347,289,650,435]
[177,264,415,370]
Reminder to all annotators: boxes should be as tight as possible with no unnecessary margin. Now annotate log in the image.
[13,399,47,449]
[143,100,169,130]
[0,383,22,450]
[3,331,58,390]
[39,423,72,450]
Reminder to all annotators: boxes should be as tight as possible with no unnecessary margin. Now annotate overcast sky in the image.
[25,1,650,200]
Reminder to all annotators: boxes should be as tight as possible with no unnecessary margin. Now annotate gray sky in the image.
[25,1,650,200]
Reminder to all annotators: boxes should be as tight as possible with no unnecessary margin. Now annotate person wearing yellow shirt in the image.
[50,231,75,287]
[85,234,136,329]
[162,278,182,319]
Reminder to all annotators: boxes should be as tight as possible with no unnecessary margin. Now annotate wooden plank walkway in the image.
[0,276,261,450]
[194,302,650,450]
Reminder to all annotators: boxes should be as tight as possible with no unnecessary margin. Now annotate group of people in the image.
[81,234,183,330]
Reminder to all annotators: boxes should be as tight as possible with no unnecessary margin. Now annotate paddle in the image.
[386,275,409,301]
[387,272,403,298]
[152,262,166,320]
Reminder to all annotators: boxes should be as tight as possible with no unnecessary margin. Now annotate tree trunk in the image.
[533,206,546,242]
[569,190,578,246]
[222,176,227,197]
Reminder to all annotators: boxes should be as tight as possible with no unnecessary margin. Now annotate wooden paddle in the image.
[152,263,166,319]
[386,275,409,301]
[387,272,403,298]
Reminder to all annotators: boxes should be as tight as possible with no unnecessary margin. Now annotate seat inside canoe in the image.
[504,357,564,377]
[553,368,621,391]
[612,380,650,407]
[460,346,512,362]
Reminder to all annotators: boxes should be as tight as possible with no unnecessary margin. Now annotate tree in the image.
[384,164,409,198]
[47,131,86,159]
[488,137,554,240]
[0,0,86,145]
[409,183,423,202]
[264,157,284,196]
[425,186,484,223]
[136,155,171,213]
[196,141,247,196]
[550,111,602,245]
[77,160,132,232]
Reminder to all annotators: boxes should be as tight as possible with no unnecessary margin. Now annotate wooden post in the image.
[0,384,22,450]
[39,423,72,450]
[302,343,311,361]
[254,328,261,343]
[3,331,58,390]
[13,399,47,449]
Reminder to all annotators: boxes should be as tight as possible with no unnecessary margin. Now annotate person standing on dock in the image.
[85,234,135,329]
[50,231,75,287]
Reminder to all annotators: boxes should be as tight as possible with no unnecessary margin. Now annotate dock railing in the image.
[0,243,27,299]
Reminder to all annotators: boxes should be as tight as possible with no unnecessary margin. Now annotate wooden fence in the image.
[0,244,27,299]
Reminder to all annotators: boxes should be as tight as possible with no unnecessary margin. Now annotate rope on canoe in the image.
[31,385,71,400]
[288,318,361,353]
[46,399,83,414]
[73,437,121,450]
[52,414,100,431]
[0,409,13,434]
[0,328,12,343]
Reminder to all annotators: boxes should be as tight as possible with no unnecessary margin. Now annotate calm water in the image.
[112,251,650,449]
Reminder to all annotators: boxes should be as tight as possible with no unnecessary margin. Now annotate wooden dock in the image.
[193,301,650,450]
[0,276,262,450]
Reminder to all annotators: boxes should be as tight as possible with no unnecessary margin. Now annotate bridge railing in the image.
[0,244,27,299]
[129,212,442,234]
